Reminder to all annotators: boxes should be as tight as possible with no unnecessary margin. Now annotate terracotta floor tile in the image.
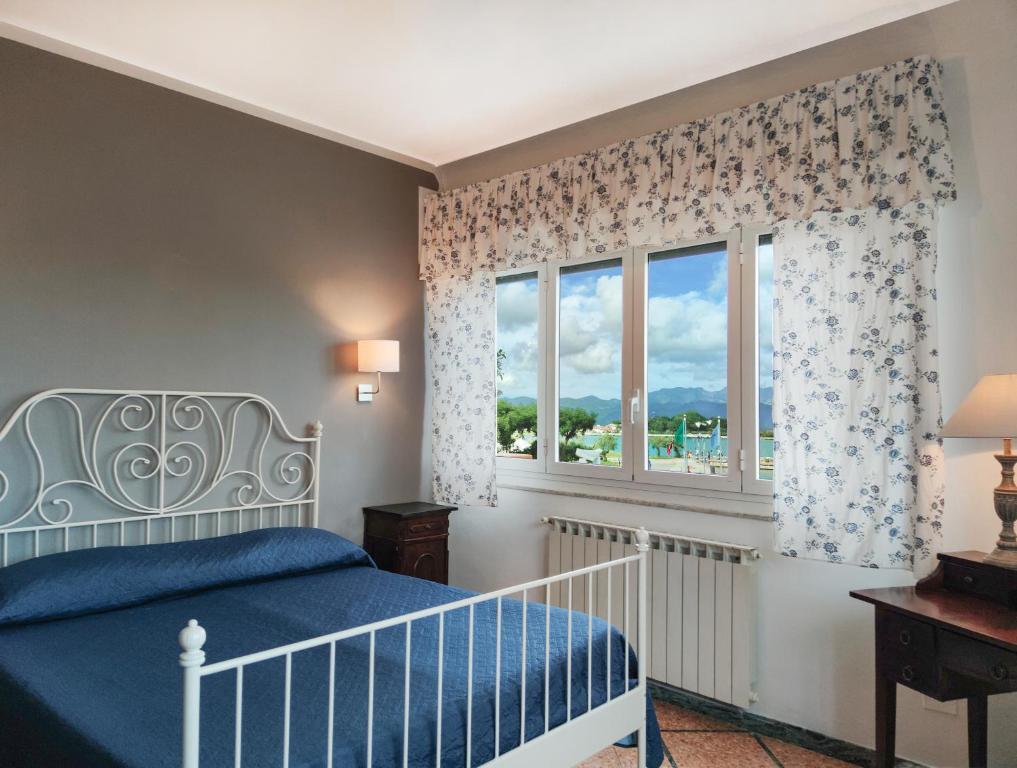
[662,731,775,768]
[575,746,620,768]
[760,736,855,768]
[578,698,854,768]
[654,700,742,731]
[612,745,640,767]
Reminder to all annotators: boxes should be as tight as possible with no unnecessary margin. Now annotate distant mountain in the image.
[504,386,773,429]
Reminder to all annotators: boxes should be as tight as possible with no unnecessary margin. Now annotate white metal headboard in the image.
[0,389,321,566]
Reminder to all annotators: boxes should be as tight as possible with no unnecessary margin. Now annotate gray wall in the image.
[435,1,1017,765]
[0,38,437,543]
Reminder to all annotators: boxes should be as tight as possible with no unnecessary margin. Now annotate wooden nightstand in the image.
[362,502,456,584]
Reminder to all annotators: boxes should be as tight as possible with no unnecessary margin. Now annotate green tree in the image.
[648,434,670,457]
[496,348,507,397]
[595,432,616,461]
[647,411,727,435]
[496,400,538,453]
[558,438,582,463]
[558,407,596,441]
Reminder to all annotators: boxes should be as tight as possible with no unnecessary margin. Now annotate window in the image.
[495,227,772,497]
[639,240,731,481]
[756,234,774,484]
[495,270,543,464]
[737,228,774,496]
[554,257,626,473]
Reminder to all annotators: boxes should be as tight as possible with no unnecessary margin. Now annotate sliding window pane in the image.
[645,243,728,476]
[496,273,540,461]
[757,234,774,480]
[557,259,623,466]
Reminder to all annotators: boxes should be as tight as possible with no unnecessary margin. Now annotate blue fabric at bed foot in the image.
[0,530,663,767]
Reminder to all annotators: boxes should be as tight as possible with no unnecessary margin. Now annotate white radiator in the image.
[544,515,759,708]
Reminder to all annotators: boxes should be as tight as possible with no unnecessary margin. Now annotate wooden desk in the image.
[851,552,1017,768]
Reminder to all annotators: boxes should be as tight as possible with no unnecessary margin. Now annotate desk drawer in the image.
[876,611,939,693]
[878,611,936,658]
[940,631,1017,693]
[943,560,1013,605]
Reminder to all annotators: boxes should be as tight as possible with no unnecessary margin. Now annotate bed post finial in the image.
[179,619,205,768]
[179,618,206,658]
[634,526,650,552]
[308,420,324,438]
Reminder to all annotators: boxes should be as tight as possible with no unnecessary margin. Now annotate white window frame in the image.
[493,226,773,500]
[545,249,634,481]
[632,231,743,492]
[740,225,775,496]
[495,264,548,474]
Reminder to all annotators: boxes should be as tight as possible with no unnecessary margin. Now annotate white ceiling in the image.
[0,1,953,170]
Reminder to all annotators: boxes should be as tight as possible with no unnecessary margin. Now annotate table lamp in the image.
[940,373,1017,569]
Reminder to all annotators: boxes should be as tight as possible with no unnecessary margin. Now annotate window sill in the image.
[496,468,773,522]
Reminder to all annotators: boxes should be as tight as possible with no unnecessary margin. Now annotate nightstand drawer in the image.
[401,517,448,539]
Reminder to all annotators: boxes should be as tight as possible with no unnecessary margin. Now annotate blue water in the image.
[580,434,774,459]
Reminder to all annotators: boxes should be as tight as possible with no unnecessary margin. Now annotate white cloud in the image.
[497,255,773,400]
[647,292,727,359]
[757,242,775,386]
[496,279,539,332]
[567,339,617,374]
[707,256,728,297]
[645,291,728,389]
[496,278,541,398]
[559,274,623,393]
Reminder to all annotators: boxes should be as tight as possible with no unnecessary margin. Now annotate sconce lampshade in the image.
[357,340,400,373]
[940,374,1017,438]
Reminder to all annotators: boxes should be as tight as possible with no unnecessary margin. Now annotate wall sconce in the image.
[357,340,399,403]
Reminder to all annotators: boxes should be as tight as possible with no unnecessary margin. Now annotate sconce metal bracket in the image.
[357,372,382,403]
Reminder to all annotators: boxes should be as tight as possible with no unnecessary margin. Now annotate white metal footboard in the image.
[178,529,651,768]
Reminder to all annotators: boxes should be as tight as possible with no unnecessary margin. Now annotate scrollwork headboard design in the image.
[0,389,321,566]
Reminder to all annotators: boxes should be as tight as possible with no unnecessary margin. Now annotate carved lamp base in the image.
[985,445,1017,570]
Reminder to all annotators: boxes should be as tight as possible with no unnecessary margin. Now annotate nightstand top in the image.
[362,501,457,519]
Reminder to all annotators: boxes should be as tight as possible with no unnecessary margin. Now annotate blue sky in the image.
[496,241,773,404]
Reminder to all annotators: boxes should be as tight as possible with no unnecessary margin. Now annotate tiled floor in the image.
[577,698,856,768]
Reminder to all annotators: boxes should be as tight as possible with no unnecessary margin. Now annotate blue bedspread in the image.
[0,529,663,767]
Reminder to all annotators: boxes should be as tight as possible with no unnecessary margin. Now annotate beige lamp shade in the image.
[940,374,1017,438]
[357,340,400,373]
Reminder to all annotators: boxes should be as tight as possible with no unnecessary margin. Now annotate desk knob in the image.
[991,664,1009,681]
[901,665,916,683]
[898,629,911,646]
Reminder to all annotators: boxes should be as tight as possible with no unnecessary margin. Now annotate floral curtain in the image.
[425,274,499,506]
[421,56,955,523]
[771,202,944,569]
[421,57,954,282]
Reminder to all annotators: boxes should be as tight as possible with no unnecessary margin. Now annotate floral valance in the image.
[421,56,954,282]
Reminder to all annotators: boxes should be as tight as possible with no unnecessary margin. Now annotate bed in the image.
[0,389,663,767]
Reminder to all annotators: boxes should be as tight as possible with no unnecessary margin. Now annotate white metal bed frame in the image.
[0,389,651,768]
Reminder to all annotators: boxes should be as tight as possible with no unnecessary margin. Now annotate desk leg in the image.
[967,695,987,768]
[875,675,896,768]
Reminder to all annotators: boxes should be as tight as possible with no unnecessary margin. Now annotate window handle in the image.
[630,389,641,425]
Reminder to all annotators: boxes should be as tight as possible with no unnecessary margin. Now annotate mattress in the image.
[0,528,663,767]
